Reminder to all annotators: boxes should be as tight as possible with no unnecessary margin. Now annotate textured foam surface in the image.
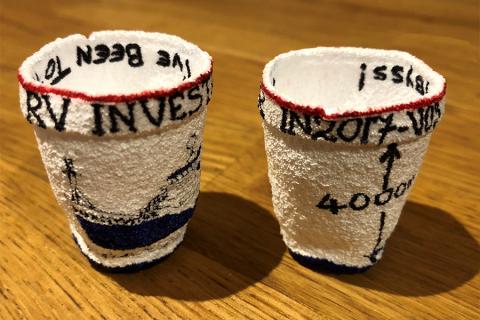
[19,31,212,97]
[18,31,213,271]
[288,249,371,274]
[262,47,445,117]
[259,47,446,271]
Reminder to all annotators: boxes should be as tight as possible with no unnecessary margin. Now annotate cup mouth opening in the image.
[18,30,212,102]
[262,47,446,119]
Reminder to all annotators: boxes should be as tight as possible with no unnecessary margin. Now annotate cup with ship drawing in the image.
[18,31,213,271]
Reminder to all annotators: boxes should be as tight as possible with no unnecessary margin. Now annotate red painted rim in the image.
[261,80,446,120]
[18,60,213,103]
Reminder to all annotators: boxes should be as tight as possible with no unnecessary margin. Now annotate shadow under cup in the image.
[18,31,213,272]
[258,47,446,273]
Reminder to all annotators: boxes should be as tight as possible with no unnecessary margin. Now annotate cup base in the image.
[73,234,182,273]
[288,248,374,274]
[71,223,188,273]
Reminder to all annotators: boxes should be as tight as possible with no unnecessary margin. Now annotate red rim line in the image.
[260,81,446,120]
[18,60,213,103]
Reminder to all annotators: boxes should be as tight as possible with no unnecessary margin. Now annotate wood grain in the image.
[1,0,479,318]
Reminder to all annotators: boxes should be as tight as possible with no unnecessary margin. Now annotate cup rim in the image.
[261,47,446,120]
[18,30,213,103]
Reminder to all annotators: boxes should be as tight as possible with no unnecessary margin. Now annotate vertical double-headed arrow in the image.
[366,143,401,263]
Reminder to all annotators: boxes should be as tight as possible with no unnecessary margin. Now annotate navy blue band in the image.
[288,249,373,274]
[77,206,194,250]
[72,234,180,273]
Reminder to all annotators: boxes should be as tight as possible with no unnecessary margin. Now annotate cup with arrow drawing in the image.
[258,47,446,273]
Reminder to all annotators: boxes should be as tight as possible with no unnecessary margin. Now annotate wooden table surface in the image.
[1,0,479,318]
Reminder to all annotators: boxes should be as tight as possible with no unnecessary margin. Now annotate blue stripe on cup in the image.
[76,206,195,250]
[288,248,372,274]
[71,234,181,273]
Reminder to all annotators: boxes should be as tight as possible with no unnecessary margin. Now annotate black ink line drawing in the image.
[364,211,386,263]
[379,142,401,190]
[63,133,201,225]
[257,91,265,119]
[365,143,401,263]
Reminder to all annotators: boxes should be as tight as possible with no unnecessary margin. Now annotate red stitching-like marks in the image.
[260,81,446,119]
[18,60,213,103]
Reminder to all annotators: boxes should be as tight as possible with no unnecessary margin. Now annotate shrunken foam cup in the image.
[18,31,213,272]
[258,47,446,273]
